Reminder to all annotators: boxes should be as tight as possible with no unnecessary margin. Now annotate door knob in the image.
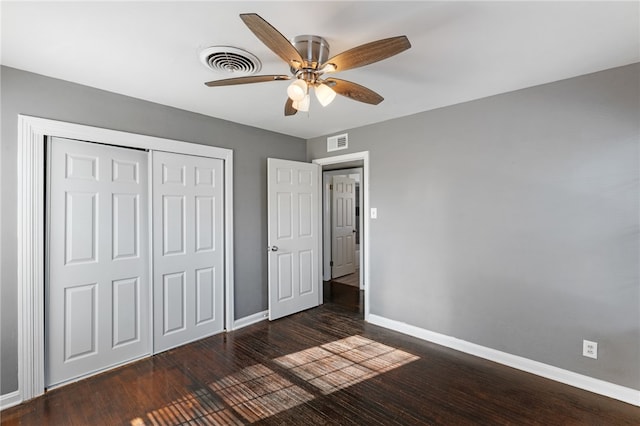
[267,245,279,252]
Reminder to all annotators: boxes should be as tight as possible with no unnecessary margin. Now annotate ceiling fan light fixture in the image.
[315,83,336,107]
[293,94,310,112]
[287,79,308,102]
[205,14,411,116]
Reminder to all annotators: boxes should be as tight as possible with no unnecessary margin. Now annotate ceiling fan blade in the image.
[325,78,384,105]
[240,13,304,70]
[321,36,411,73]
[284,97,297,116]
[205,75,290,87]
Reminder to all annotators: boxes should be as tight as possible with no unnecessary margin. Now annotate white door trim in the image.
[312,151,370,320]
[16,114,234,403]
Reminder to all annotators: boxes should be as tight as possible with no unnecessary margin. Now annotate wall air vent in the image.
[199,46,261,77]
[327,133,348,152]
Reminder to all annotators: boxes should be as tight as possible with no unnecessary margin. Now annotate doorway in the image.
[313,152,370,318]
[322,168,362,289]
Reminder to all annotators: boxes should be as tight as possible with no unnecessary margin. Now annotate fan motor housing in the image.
[291,35,330,70]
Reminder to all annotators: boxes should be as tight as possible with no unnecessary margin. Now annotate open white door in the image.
[331,176,356,278]
[268,158,320,320]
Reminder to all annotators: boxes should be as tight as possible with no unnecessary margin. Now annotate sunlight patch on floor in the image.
[274,335,419,394]
[209,364,314,423]
[131,334,418,424]
[130,387,242,425]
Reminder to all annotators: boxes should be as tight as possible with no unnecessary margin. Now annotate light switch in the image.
[370,207,377,219]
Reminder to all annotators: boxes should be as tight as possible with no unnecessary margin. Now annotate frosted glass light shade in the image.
[287,79,307,102]
[292,94,310,112]
[315,83,336,107]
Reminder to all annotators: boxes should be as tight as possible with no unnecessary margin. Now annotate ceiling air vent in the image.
[327,133,348,152]
[199,46,261,76]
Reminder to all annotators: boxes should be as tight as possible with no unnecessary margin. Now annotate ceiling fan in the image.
[204,13,411,116]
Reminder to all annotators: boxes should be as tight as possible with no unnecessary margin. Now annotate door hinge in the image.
[329,184,333,190]
[330,261,333,266]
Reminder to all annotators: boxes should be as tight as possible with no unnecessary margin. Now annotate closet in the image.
[46,137,224,387]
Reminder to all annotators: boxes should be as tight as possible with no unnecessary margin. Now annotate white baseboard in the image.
[232,310,268,330]
[367,314,640,407]
[0,390,22,411]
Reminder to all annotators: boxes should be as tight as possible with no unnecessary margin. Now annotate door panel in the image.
[331,176,356,278]
[47,137,149,387]
[195,196,215,252]
[112,277,140,347]
[268,158,320,320]
[153,151,224,353]
[65,192,97,264]
[64,283,97,360]
[299,250,313,294]
[163,272,186,334]
[163,195,186,255]
[195,267,215,324]
[278,253,293,300]
[112,193,139,259]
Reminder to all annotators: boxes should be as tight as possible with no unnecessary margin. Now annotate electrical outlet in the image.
[370,207,377,219]
[583,340,598,359]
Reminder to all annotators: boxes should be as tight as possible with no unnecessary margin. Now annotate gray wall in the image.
[308,64,640,390]
[0,66,306,395]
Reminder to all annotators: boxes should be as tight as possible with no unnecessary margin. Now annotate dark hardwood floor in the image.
[2,287,639,425]
[331,269,360,288]
[324,280,364,315]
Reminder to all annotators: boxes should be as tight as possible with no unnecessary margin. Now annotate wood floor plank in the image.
[2,294,639,425]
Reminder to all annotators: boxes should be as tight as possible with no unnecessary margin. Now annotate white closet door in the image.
[47,137,150,387]
[153,151,224,353]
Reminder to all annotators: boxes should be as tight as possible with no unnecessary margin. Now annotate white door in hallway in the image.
[152,151,224,353]
[331,176,356,278]
[267,158,321,320]
[47,137,150,387]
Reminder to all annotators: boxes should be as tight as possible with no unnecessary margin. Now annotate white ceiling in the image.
[2,1,638,139]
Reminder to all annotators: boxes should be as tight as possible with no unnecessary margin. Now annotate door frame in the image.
[17,115,234,402]
[312,152,370,317]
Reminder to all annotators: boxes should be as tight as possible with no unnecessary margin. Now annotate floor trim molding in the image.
[233,310,268,330]
[0,391,22,411]
[368,314,640,407]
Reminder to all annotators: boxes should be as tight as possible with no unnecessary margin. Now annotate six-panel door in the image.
[331,176,356,278]
[152,151,224,353]
[268,158,320,320]
[47,137,150,387]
